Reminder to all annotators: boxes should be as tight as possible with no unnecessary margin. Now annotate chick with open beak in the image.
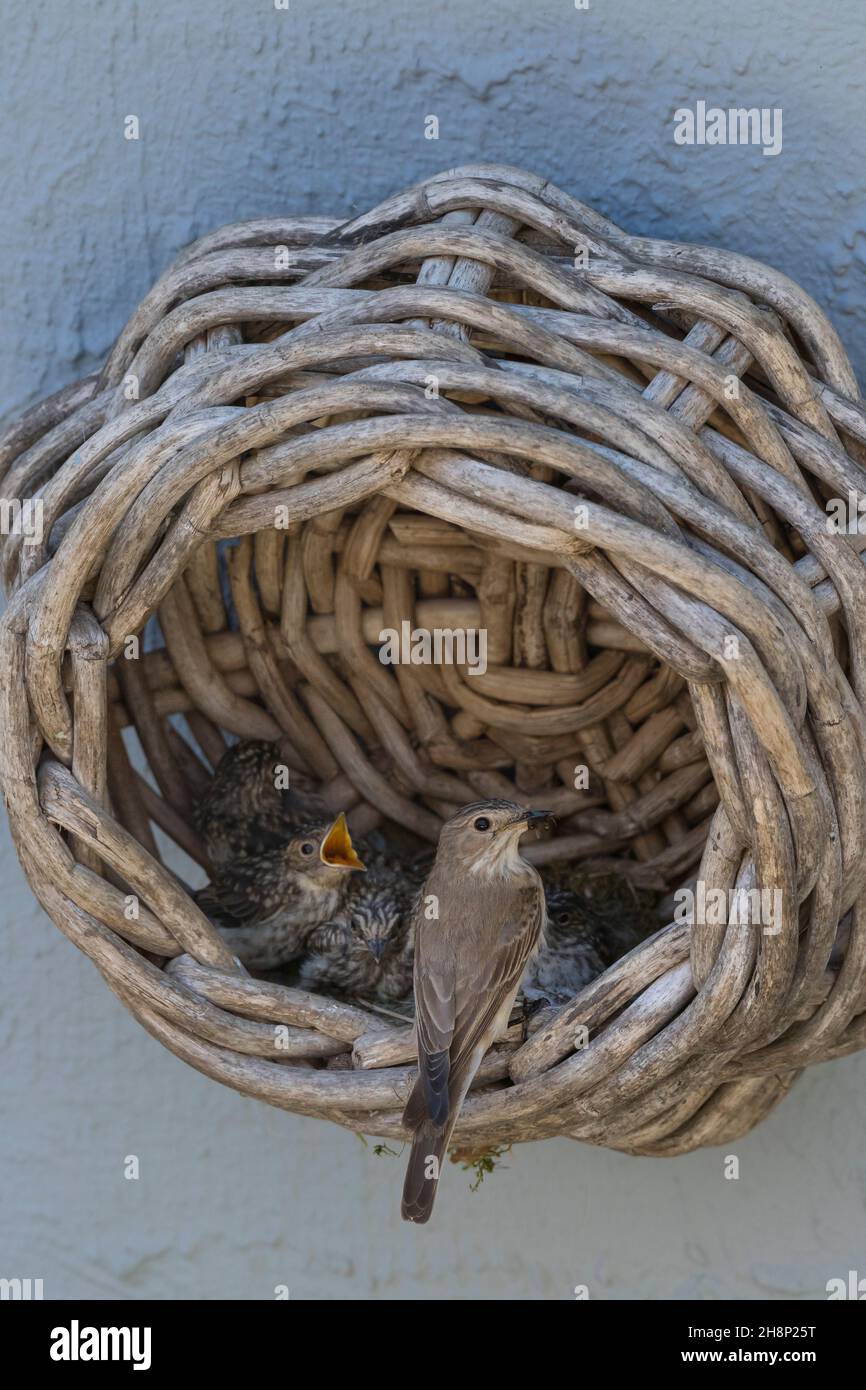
[195,813,365,970]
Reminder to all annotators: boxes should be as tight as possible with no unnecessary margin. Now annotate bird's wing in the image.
[242,813,297,857]
[408,880,544,1131]
[195,854,281,925]
[413,961,456,1130]
[448,885,544,1086]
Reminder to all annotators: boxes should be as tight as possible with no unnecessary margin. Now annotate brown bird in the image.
[401,799,551,1224]
[543,863,652,967]
[299,860,417,1005]
[195,814,365,969]
[193,739,328,866]
[521,886,606,1009]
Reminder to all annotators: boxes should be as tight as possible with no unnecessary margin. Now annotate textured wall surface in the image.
[2,0,865,1300]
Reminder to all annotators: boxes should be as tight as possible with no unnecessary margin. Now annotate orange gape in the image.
[320,812,366,871]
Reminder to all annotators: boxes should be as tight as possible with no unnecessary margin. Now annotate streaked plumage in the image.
[195,815,365,969]
[401,799,551,1224]
[521,886,605,1008]
[193,739,328,866]
[300,859,418,1004]
[544,863,652,967]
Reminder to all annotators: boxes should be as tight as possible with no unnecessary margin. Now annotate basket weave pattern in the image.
[3,164,866,1154]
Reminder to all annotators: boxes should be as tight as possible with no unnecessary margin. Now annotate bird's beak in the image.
[509,808,555,833]
[366,938,386,961]
[320,813,366,871]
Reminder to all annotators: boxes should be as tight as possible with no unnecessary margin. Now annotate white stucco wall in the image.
[2,0,865,1299]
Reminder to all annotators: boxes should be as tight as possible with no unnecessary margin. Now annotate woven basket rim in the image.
[2,162,866,1156]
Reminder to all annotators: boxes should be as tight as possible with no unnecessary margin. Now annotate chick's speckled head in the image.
[437,799,554,878]
[544,886,605,952]
[283,814,366,881]
[349,891,404,961]
[546,886,583,929]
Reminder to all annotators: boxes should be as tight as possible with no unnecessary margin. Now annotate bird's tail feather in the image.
[401,1075,427,1132]
[401,1120,452,1224]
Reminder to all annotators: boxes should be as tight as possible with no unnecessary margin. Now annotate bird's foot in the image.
[520,993,553,1038]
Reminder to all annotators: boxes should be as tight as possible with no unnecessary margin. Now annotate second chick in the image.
[300,870,415,1005]
[299,855,425,1005]
[193,739,328,867]
[522,886,606,1009]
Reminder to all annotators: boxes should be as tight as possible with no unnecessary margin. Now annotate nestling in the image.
[521,886,606,1009]
[193,738,328,866]
[195,814,365,969]
[544,863,653,967]
[401,798,551,1224]
[299,858,418,1005]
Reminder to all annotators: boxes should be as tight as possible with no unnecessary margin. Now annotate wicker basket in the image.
[3,163,866,1158]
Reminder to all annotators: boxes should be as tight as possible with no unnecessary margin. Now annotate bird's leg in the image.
[520,993,554,1037]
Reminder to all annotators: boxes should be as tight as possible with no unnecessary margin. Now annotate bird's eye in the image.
[300,841,315,856]
[557,911,570,925]
[474,816,491,831]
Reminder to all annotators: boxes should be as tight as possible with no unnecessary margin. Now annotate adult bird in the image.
[401,799,551,1224]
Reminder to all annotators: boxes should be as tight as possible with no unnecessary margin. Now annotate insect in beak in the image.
[320,813,366,871]
[508,808,555,833]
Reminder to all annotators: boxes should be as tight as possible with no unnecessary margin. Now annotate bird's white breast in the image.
[469,833,536,881]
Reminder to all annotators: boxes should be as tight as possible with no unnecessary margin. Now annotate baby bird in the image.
[543,864,652,967]
[521,886,606,1009]
[195,814,365,969]
[299,860,417,1005]
[193,739,328,866]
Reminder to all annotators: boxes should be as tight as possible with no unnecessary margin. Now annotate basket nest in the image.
[3,163,866,1158]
